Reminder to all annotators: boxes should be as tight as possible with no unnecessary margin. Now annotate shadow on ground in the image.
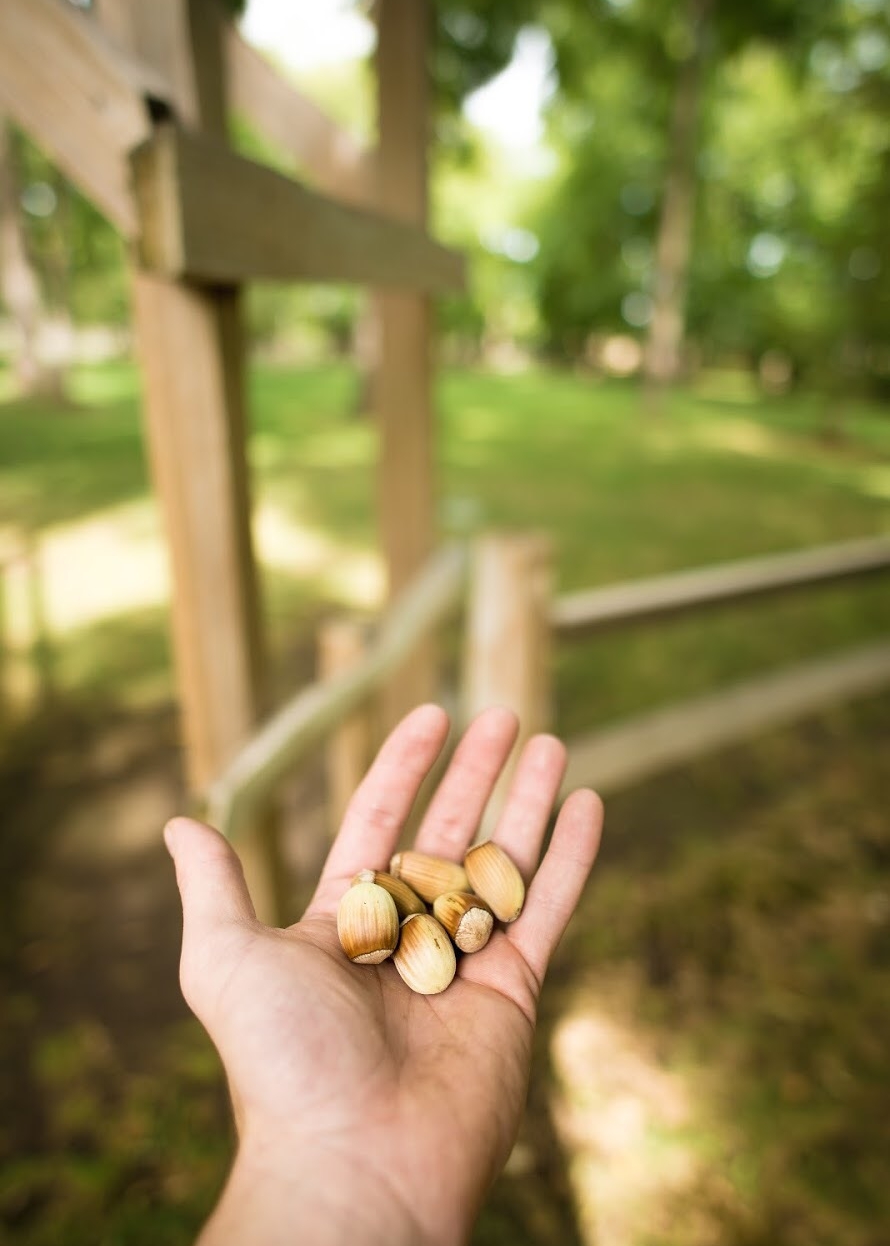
[1,691,888,1245]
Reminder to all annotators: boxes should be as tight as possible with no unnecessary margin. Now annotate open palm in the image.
[165,705,603,1246]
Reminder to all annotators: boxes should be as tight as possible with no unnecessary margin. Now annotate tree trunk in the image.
[642,0,711,400]
[0,119,64,399]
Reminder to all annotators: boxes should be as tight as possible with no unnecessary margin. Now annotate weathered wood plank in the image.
[552,534,890,638]
[562,642,890,797]
[374,0,437,723]
[118,0,281,920]
[463,534,553,835]
[318,617,373,835]
[208,544,468,842]
[95,1,376,203]
[130,122,465,292]
[132,276,263,780]
[226,27,373,203]
[0,0,166,233]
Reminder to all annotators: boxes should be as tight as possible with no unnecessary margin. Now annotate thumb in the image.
[164,817,257,995]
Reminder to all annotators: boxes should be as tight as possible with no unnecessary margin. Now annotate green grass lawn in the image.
[1,361,889,1245]
[1,360,888,733]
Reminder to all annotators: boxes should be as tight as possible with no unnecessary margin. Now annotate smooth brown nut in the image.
[337,882,399,964]
[463,841,525,923]
[352,869,426,918]
[389,850,469,903]
[392,914,457,994]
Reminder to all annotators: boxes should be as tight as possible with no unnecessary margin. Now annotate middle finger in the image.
[412,706,519,860]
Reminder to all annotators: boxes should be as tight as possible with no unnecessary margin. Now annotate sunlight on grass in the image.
[454,405,512,441]
[5,495,384,689]
[858,465,890,502]
[690,416,788,459]
[3,364,890,1246]
[693,369,761,405]
[295,424,376,468]
[552,698,890,1246]
[552,1002,706,1246]
[256,501,384,608]
[4,361,888,733]
[68,361,142,405]
[39,501,169,633]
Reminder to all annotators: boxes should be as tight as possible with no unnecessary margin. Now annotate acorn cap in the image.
[352,869,426,919]
[337,881,399,964]
[463,841,525,923]
[392,914,457,995]
[433,891,494,953]
[389,850,469,903]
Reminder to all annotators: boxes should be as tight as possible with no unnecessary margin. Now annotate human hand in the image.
[165,704,603,1246]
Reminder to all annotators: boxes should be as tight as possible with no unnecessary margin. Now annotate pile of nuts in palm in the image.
[337,843,525,994]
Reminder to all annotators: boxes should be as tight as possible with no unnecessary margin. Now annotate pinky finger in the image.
[507,789,604,989]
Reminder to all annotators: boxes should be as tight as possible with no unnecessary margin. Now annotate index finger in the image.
[304,703,450,916]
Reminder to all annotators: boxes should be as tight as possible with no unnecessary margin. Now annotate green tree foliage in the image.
[534,0,890,393]
[433,0,538,114]
[7,129,127,328]
[225,0,542,356]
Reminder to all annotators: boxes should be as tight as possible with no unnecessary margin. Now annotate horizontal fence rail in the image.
[131,123,465,292]
[207,543,468,842]
[562,641,890,798]
[551,534,890,639]
[196,528,890,921]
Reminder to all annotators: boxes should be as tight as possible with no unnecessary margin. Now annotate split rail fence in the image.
[3,0,889,926]
[206,531,890,920]
[0,0,456,917]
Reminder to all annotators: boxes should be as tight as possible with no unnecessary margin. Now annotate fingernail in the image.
[163,820,177,855]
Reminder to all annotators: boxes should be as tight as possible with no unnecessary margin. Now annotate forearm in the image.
[199,1134,462,1246]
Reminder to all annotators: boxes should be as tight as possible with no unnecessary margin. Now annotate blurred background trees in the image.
[536,0,890,397]
[2,0,887,401]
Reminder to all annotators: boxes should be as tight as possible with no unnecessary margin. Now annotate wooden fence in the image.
[205,531,890,921]
[3,1,889,925]
[0,0,457,918]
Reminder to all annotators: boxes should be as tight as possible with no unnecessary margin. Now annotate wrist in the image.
[200,1128,465,1246]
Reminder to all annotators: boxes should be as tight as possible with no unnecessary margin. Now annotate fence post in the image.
[110,0,281,923]
[463,533,553,836]
[373,0,437,727]
[318,617,373,835]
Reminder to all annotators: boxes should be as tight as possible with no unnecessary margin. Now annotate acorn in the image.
[337,881,399,964]
[463,842,525,923]
[389,850,469,903]
[352,869,426,919]
[392,914,457,995]
[433,891,494,953]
